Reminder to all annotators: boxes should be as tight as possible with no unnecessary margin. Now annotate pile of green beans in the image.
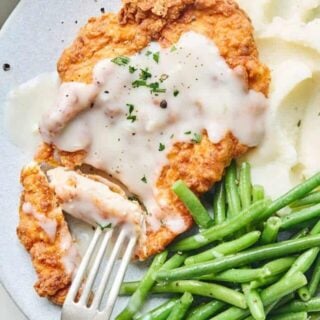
[116,162,320,320]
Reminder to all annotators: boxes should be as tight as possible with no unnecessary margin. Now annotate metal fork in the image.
[61,226,137,320]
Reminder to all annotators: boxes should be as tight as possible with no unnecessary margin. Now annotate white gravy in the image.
[47,167,145,235]
[13,32,267,232]
[22,202,57,241]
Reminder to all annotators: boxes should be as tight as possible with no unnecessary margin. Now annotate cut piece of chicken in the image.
[38,0,270,260]
[17,163,80,305]
[46,167,145,239]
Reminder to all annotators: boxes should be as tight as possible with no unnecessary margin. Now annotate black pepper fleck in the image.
[160,100,168,109]
[100,7,105,13]
[104,90,109,94]
[75,20,78,24]
[2,63,11,71]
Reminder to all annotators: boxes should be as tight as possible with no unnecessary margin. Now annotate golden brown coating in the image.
[17,163,79,305]
[58,0,269,95]
[55,0,269,260]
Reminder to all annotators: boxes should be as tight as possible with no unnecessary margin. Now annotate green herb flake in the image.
[126,103,137,122]
[111,56,130,66]
[129,66,137,74]
[170,45,177,52]
[192,133,202,144]
[184,131,191,135]
[149,82,166,93]
[173,89,180,97]
[132,79,147,88]
[297,120,302,127]
[141,175,147,183]
[97,222,112,230]
[145,50,152,57]
[153,52,160,63]
[140,68,152,80]
[159,143,165,151]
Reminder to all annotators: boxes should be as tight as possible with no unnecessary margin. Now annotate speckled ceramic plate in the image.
[0,1,166,319]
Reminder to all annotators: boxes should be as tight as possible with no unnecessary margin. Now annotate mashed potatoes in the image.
[237,0,320,198]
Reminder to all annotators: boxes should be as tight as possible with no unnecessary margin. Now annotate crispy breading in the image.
[17,163,80,304]
[58,0,269,95]
[55,0,269,260]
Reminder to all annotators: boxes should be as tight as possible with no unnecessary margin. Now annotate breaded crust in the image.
[45,0,270,260]
[17,163,79,304]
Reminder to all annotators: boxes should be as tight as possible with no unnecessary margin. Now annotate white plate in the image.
[0,1,164,319]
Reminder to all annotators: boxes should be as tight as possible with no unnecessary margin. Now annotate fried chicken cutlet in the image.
[51,0,270,260]
[19,4,270,301]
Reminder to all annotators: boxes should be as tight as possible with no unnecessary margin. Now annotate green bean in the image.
[184,231,261,265]
[260,172,320,221]
[285,248,319,277]
[132,280,246,309]
[134,298,178,320]
[171,199,269,251]
[157,235,320,281]
[308,253,320,297]
[211,272,307,320]
[269,312,308,320]
[311,220,320,235]
[242,284,265,320]
[250,275,282,290]
[200,268,266,283]
[291,191,320,208]
[239,162,252,209]
[187,300,225,320]
[249,258,295,289]
[297,286,311,301]
[203,258,294,287]
[280,203,320,230]
[161,253,187,270]
[167,292,193,320]
[260,217,281,244]
[214,182,227,225]
[275,297,320,313]
[252,185,265,203]
[261,257,296,277]
[116,251,168,320]
[225,161,241,218]
[172,180,213,229]
[262,294,295,318]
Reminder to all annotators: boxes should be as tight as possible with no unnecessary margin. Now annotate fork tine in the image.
[90,227,127,309]
[79,228,113,305]
[65,227,102,303]
[102,234,136,319]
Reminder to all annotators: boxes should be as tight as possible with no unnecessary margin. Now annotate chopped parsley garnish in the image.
[132,79,147,88]
[111,56,130,66]
[192,133,202,144]
[141,175,147,183]
[159,143,165,151]
[149,82,166,93]
[153,52,160,63]
[129,66,137,73]
[126,103,137,122]
[173,89,180,97]
[146,50,152,56]
[184,131,191,135]
[297,120,302,127]
[140,68,152,80]
[97,222,112,230]
[170,45,177,52]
